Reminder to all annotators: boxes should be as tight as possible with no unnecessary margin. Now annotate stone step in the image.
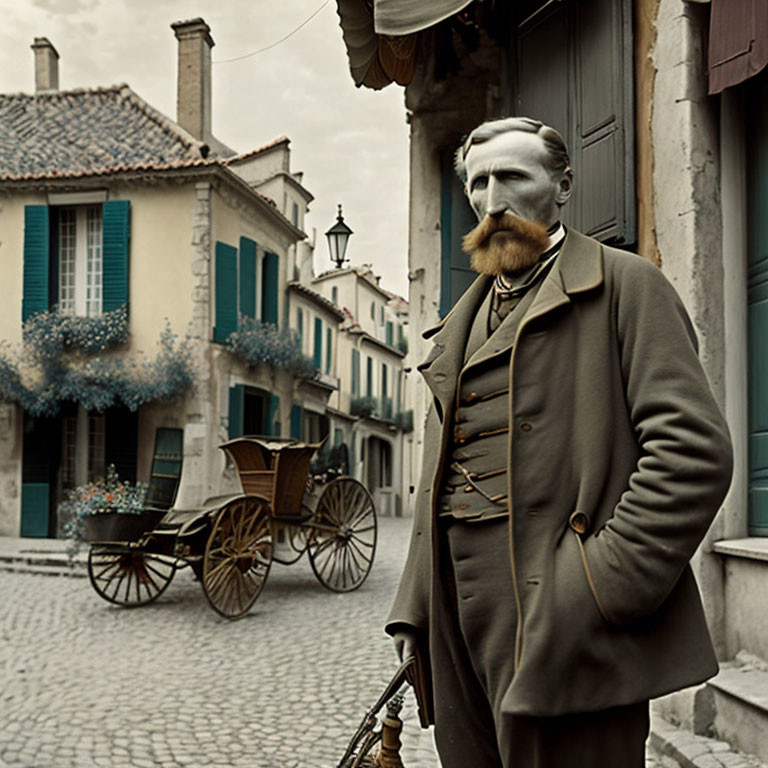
[709,661,768,765]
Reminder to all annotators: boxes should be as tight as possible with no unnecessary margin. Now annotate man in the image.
[387,117,733,768]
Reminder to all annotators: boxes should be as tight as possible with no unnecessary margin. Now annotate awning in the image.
[374,0,473,35]
[335,0,473,89]
[708,0,768,94]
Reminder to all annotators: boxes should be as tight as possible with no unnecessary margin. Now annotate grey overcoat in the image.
[386,229,733,719]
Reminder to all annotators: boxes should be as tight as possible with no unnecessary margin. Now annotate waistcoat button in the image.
[520,422,533,432]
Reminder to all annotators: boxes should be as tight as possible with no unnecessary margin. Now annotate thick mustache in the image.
[462,213,548,254]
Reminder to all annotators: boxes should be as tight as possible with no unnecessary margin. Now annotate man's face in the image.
[464,130,571,225]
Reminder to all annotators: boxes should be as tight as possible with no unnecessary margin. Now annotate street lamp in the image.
[325,204,353,269]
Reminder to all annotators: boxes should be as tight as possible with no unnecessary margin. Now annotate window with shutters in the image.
[351,348,360,396]
[366,355,374,398]
[325,327,332,374]
[56,205,103,316]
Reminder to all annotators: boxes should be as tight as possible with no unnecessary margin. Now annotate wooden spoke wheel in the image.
[202,496,273,619]
[307,477,377,592]
[88,547,176,607]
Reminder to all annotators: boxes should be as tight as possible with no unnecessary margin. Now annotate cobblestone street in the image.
[0,515,676,768]
[0,517,439,768]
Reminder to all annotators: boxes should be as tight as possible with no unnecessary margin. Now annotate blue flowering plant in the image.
[226,317,316,379]
[0,306,195,417]
[60,464,148,541]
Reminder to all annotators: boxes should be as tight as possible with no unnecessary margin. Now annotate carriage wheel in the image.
[307,477,377,592]
[202,496,273,619]
[88,547,176,607]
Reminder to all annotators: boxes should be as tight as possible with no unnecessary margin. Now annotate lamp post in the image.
[325,204,353,269]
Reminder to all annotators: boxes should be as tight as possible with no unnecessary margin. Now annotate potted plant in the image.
[59,465,157,543]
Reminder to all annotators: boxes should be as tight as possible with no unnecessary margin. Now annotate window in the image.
[60,407,105,491]
[380,305,385,326]
[325,327,332,374]
[370,302,376,320]
[57,205,103,316]
[214,238,278,342]
[313,317,323,370]
[332,286,338,305]
[386,320,394,347]
[291,202,300,228]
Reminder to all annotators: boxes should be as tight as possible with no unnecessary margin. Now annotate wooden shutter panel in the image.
[102,200,131,312]
[314,317,323,369]
[440,151,476,317]
[262,251,279,325]
[325,327,332,373]
[228,384,245,439]
[290,404,303,439]
[22,205,50,321]
[239,237,257,319]
[21,413,57,537]
[574,0,634,242]
[515,0,634,243]
[386,321,393,346]
[214,242,238,343]
[145,427,183,510]
[352,348,360,395]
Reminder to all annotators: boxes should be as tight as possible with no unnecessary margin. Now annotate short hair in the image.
[454,117,572,183]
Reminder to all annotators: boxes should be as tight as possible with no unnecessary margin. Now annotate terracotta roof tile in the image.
[0,84,214,180]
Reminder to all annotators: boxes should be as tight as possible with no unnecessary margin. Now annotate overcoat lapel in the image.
[417,228,604,417]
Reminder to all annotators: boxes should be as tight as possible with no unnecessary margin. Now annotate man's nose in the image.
[486,176,509,218]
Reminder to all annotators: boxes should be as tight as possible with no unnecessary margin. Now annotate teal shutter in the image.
[267,394,280,436]
[21,484,49,538]
[440,151,476,317]
[22,205,50,321]
[102,200,131,312]
[262,250,279,325]
[747,72,768,536]
[313,317,323,370]
[228,384,245,439]
[297,308,304,342]
[325,327,332,374]
[290,404,303,440]
[351,348,360,396]
[366,356,373,398]
[239,237,257,319]
[214,242,238,343]
[386,321,394,346]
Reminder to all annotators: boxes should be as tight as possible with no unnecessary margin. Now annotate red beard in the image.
[463,213,550,275]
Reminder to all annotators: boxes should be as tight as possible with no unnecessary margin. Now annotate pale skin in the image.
[392,129,574,664]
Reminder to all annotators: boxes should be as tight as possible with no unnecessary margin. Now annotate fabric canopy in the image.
[374,0,473,35]
[709,0,768,94]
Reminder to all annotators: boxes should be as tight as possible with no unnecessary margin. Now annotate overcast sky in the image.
[0,0,411,296]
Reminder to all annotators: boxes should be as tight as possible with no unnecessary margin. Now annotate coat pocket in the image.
[568,511,612,624]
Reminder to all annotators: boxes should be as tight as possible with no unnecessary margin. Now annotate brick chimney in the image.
[171,18,214,143]
[31,37,59,92]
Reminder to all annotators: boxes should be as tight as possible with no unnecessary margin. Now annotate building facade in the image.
[334,0,768,761]
[0,21,316,536]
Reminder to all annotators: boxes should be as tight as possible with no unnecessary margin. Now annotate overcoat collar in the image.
[418,229,604,416]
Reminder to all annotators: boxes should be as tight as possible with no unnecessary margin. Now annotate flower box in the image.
[83,509,167,543]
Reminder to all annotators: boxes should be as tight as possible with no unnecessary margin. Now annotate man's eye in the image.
[470,177,488,191]
[498,171,526,182]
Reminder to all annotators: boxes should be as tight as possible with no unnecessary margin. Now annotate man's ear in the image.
[555,169,573,205]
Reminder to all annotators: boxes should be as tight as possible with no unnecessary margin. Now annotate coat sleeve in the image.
[384,405,442,636]
[583,256,733,627]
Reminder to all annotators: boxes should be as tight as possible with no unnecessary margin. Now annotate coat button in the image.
[569,511,589,535]
[520,422,533,432]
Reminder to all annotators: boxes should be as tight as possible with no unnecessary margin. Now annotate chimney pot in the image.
[31,37,59,92]
[171,18,214,143]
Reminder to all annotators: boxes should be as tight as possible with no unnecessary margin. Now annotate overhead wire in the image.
[213,0,330,64]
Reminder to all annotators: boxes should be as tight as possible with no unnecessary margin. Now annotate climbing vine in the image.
[226,317,316,379]
[0,307,195,417]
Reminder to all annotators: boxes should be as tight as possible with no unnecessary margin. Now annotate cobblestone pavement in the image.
[0,517,437,768]
[0,516,671,768]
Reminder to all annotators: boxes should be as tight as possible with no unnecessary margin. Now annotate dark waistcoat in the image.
[439,284,539,522]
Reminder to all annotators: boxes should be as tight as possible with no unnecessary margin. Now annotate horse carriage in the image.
[84,433,377,619]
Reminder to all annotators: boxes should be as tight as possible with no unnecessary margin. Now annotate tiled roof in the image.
[0,84,218,181]
[287,281,346,320]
